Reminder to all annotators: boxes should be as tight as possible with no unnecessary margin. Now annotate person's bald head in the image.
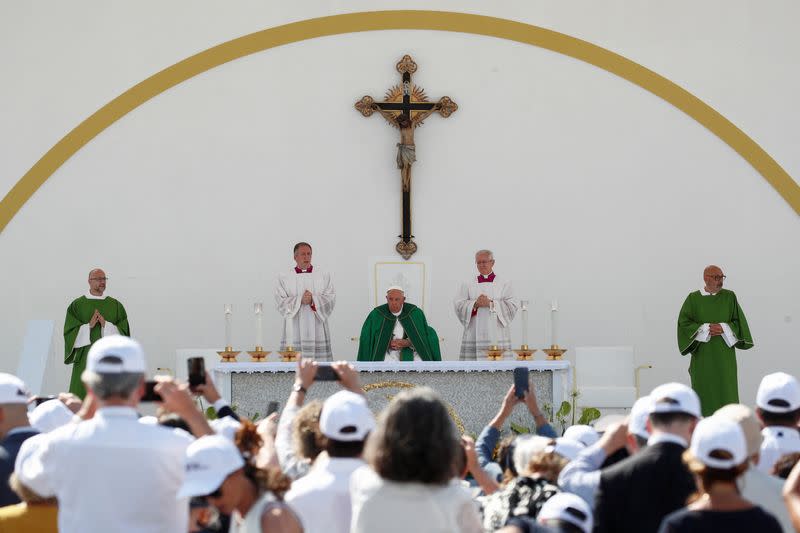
[702,265,725,294]
[88,268,107,296]
[386,288,405,314]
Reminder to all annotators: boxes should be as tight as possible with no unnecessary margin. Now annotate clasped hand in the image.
[389,338,411,350]
[709,323,724,336]
[475,294,492,308]
[88,309,106,328]
[301,290,313,305]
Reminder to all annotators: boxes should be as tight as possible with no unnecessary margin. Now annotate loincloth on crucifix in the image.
[396,143,416,190]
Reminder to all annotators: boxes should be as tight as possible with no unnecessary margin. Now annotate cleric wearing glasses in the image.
[677,265,754,416]
[63,268,130,397]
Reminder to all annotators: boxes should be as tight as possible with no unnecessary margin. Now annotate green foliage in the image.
[555,400,571,434]
[509,422,531,435]
[577,407,601,426]
[205,406,217,420]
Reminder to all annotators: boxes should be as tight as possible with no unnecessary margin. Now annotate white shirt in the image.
[386,307,420,362]
[758,426,800,474]
[18,406,194,533]
[350,467,482,533]
[285,455,365,533]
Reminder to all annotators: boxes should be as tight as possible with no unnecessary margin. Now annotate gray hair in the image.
[82,371,143,400]
[475,249,494,261]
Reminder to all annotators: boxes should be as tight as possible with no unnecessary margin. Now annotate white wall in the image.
[1,1,798,402]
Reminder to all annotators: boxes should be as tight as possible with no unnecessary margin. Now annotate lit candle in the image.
[254,303,263,348]
[550,299,558,347]
[285,313,294,350]
[520,300,529,346]
[224,304,233,348]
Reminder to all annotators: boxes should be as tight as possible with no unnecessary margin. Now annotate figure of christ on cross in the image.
[355,54,458,259]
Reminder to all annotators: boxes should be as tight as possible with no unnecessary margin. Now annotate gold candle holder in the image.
[217,346,241,363]
[513,344,536,360]
[278,346,299,362]
[542,344,567,360]
[247,346,270,362]
[486,345,504,361]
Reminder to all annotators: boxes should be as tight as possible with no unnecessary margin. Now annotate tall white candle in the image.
[489,302,498,348]
[224,304,233,348]
[550,299,559,347]
[254,303,263,348]
[521,300,529,346]
[285,313,294,349]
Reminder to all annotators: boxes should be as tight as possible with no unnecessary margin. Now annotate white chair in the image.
[574,346,648,410]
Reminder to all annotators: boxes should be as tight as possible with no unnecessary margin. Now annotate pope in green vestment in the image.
[358,287,441,362]
[677,266,753,416]
[63,269,130,397]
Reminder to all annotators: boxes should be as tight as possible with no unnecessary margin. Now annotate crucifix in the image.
[355,55,458,260]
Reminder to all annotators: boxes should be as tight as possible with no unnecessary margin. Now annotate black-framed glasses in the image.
[707,275,727,281]
[89,277,109,282]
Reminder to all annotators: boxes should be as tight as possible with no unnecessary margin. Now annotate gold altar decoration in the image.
[542,344,567,360]
[513,344,536,360]
[247,346,270,362]
[486,345,504,361]
[278,347,299,362]
[363,380,466,435]
[217,346,240,363]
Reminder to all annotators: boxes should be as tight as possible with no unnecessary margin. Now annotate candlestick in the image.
[284,313,294,351]
[513,299,536,360]
[550,299,558,347]
[254,303,263,348]
[521,300,529,346]
[218,303,240,362]
[489,302,498,348]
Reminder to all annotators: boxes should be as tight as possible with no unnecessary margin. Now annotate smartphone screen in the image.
[187,357,206,389]
[141,380,162,402]
[266,401,280,416]
[513,367,529,399]
[315,365,340,381]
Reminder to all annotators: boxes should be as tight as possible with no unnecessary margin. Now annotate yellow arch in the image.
[1,10,798,232]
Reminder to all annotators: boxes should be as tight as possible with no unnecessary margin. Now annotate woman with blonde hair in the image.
[658,416,781,532]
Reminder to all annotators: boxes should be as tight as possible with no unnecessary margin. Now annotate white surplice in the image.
[274,267,335,361]
[454,274,518,360]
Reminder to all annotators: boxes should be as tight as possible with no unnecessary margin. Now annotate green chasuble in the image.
[357,303,441,361]
[677,289,753,416]
[64,295,130,398]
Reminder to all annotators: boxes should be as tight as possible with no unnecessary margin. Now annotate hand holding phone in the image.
[315,364,340,382]
[33,395,58,406]
[141,381,162,402]
[513,367,529,399]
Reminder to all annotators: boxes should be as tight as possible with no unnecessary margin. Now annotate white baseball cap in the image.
[689,415,747,469]
[210,416,242,442]
[85,335,146,374]
[563,425,600,448]
[0,373,30,404]
[537,492,594,533]
[29,399,73,433]
[756,372,800,413]
[648,383,701,418]
[319,390,375,442]
[629,395,652,439]
[177,435,244,499]
[548,438,584,461]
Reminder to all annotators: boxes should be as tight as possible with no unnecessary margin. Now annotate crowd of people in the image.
[1,334,800,532]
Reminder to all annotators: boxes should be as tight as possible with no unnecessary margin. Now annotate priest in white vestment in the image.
[454,250,518,360]
[274,242,335,361]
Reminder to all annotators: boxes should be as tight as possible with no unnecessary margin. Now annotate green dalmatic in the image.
[64,296,130,397]
[677,289,753,416]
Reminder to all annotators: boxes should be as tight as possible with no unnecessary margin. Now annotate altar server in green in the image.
[357,286,441,362]
[677,265,753,416]
[63,268,130,397]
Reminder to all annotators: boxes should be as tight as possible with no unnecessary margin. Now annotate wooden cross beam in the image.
[355,55,457,260]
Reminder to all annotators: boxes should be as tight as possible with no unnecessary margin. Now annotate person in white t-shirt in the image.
[17,336,213,533]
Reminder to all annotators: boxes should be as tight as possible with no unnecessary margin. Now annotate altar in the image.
[211,360,572,436]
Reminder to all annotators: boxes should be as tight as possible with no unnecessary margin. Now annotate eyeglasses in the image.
[705,275,726,281]
[89,277,108,282]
